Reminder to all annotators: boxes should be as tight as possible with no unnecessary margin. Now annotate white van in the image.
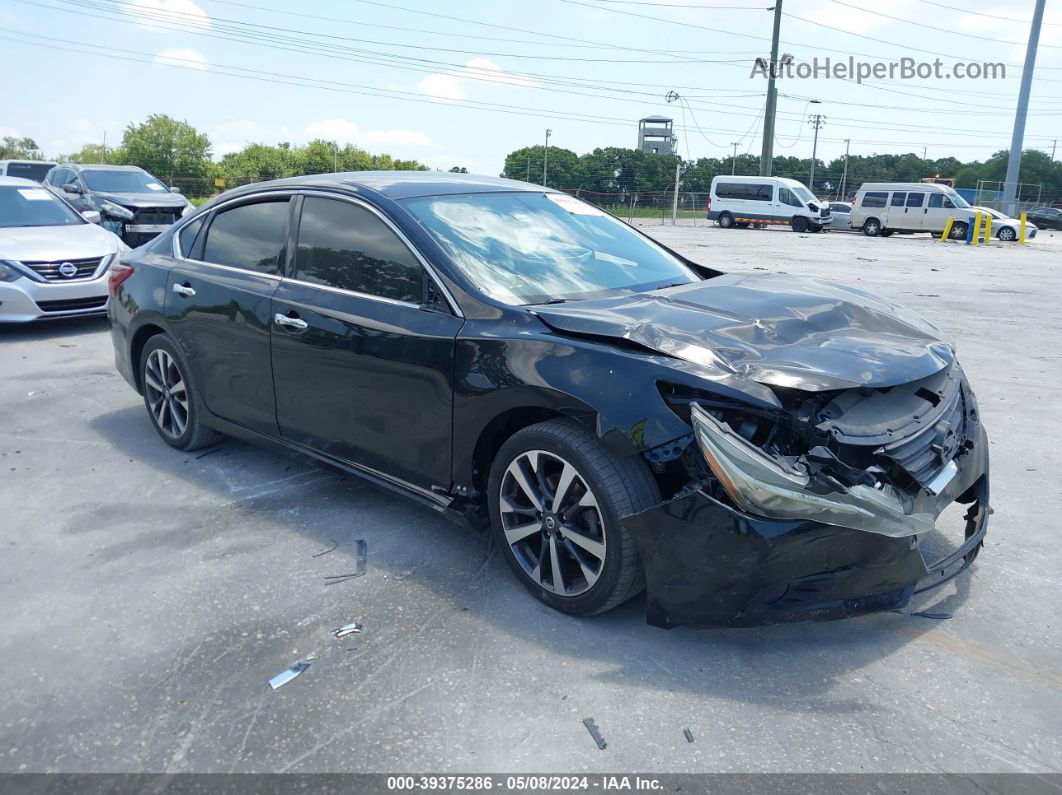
[708,176,830,232]
[851,182,974,238]
[0,160,58,183]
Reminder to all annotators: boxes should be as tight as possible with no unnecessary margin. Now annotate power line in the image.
[914,0,1062,26]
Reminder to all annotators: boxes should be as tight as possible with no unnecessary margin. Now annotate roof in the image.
[227,171,552,200]
[64,163,148,171]
[640,115,672,122]
[0,176,43,186]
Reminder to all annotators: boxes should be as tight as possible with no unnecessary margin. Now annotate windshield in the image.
[793,186,816,203]
[0,185,84,228]
[82,169,169,194]
[403,192,699,305]
[945,189,970,208]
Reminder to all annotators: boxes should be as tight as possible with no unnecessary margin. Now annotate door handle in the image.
[172,283,196,298]
[274,312,308,331]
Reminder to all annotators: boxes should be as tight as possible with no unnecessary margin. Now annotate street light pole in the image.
[808,113,825,194]
[758,1,784,177]
[839,138,850,200]
[543,129,551,187]
[1002,0,1046,215]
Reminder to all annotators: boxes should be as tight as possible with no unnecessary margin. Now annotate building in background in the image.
[637,116,677,155]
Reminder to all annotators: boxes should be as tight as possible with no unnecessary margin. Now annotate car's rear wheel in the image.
[862,218,882,236]
[140,334,220,451]
[718,212,735,228]
[488,419,660,616]
[998,226,1016,241]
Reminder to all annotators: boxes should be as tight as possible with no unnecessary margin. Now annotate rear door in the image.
[270,193,463,493]
[165,193,292,435]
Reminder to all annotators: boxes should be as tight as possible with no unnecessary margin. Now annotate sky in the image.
[2,0,1060,177]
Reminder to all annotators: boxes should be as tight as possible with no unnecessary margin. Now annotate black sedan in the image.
[1027,206,1062,230]
[107,173,990,628]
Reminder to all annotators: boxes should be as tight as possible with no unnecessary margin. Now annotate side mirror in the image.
[170,186,182,194]
[62,183,82,195]
[81,210,101,224]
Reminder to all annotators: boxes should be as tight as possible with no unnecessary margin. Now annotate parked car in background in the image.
[109,172,989,628]
[0,160,57,183]
[0,176,128,322]
[1027,206,1062,231]
[707,175,830,232]
[851,182,975,238]
[972,207,1038,241]
[828,202,852,230]
[44,164,192,247]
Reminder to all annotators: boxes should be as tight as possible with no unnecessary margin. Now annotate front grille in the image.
[35,296,108,313]
[133,208,180,225]
[22,257,104,282]
[880,385,966,487]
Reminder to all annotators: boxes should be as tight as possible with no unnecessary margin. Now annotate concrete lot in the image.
[1,225,1060,774]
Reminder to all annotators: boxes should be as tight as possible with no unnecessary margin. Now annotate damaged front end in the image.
[626,362,989,628]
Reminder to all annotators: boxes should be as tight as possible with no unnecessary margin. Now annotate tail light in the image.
[108,263,135,299]
[706,197,712,211]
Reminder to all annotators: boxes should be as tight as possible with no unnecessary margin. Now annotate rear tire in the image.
[488,419,660,616]
[791,216,809,233]
[718,212,735,229]
[862,218,882,237]
[140,334,221,451]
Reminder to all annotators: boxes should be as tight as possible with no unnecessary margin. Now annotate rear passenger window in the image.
[862,192,887,208]
[295,196,425,304]
[202,199,289,273]
[177,216,205,257]
[906,193,926,207]
[891,192,907,206]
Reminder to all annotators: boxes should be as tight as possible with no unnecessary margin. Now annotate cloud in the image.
[304,118,432,147]
[462,58,538,88]
[153,47,209,70]
[801,0,913,35]
[123,0,210,31]
[418,74,466,101]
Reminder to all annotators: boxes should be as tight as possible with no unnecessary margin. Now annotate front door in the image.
[165,194,292,435]
[904,191,928,231]
[884,191,906,229]
[270,194,463,493]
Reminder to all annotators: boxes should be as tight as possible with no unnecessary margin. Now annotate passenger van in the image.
[708,176,829,232]
[851,182,974,238]
[0,160,58,183]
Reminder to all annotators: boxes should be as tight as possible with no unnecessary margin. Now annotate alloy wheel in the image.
[498,450,606,598]
[144,349,189,438]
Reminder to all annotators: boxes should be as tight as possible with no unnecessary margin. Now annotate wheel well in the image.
[470,407,578,495]
[129,324,166,392]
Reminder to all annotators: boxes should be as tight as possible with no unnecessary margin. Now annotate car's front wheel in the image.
[140,334,220,451]
[998,226,1016,241]
[488,419,660,616]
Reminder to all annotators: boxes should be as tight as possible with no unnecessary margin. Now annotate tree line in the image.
[501,145,1062,204]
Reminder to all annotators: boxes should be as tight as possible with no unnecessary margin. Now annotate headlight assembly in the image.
[0,260,25,282]
[99,201,135,222]
[690,402,933,537]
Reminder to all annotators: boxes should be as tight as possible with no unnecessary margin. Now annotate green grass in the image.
[599,206,704,219]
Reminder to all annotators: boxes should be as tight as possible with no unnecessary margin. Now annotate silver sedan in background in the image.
[828,201,853,230]
[0,176,128,323]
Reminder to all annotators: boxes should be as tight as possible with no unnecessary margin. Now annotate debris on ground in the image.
[312,539,339,558]
[324,539,367,585]
[194,445,228,460]
[268,653,319,690]
[911,610,953,620]
[389,567,417,582]
[684,728,695,743]
[582,717,607,750]
[332,621,363,639]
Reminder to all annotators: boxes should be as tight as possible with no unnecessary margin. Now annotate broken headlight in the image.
[690,402,933,537]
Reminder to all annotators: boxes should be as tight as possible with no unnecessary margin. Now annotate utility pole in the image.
[334,141,338,172]
[526,156,531,181]
[758,1,784,176]
[808,114,825,194]
[543,128,551,187]
[1003,0,1046,215]
[839,138,850,200]
[731,142,739,175]
[671,161,681,225]
[1052,139,1057,160]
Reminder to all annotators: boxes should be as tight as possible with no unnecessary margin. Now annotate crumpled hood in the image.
[0,222,121,262]
[94,191,189,210]
[533,273,954,391]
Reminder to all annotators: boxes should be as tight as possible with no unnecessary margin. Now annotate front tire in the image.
[950,221,968,240]
[792,216,809,233]
[488,419,660,616]
[140,334,221,451]
[998,226,1016,241]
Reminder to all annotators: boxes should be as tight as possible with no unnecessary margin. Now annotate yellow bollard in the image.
[941,217,955,241]
[1020,212,1028,244]
[971,211,983,246]
[983,214,992,245]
